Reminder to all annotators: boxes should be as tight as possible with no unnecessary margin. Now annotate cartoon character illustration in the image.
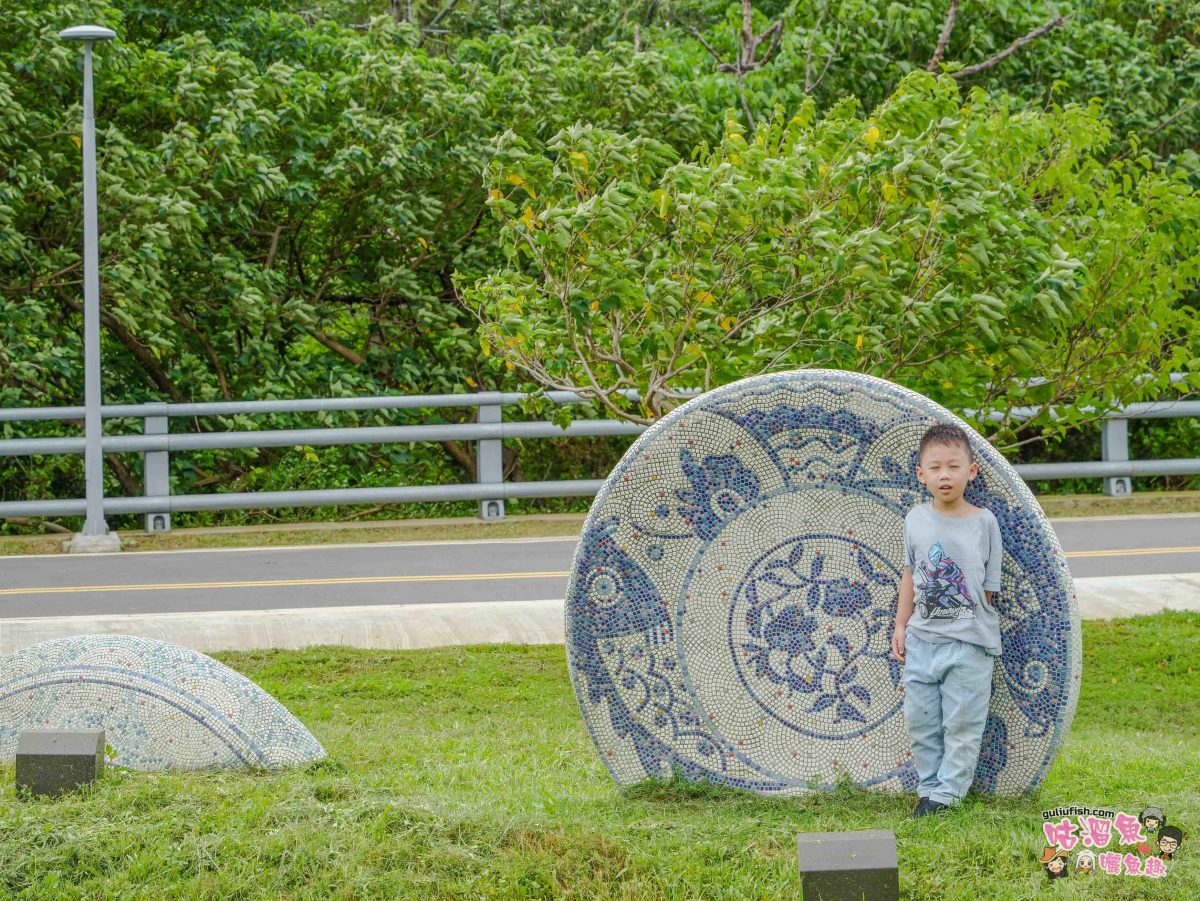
[1074,850,1095,875]
[1039,846,1070,879]
[915,541,976,620]
[1139,806,1166,834]
[1157,826,1183,861]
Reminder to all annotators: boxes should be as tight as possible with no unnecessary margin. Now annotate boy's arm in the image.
[984,512,1003,598]
[892,566,915,662]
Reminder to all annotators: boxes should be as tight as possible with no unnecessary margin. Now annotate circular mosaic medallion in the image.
[565,370,1080,797]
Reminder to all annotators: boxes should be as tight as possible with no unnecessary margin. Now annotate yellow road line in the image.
[1065,546,1200,559]
[1,546,1198,597]
[0,570,570,597]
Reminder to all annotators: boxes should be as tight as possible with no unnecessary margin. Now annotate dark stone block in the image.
[797,829,899,901]
[15,730,105,798]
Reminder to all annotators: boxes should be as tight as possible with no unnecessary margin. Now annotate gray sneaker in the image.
[911,798,949,818]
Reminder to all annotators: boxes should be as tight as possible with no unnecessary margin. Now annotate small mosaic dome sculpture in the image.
[565,370,1080,797]
[0,635,325,770]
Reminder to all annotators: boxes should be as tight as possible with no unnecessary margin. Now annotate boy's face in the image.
[916,440,977,502]
[1159,835,1179,855]
[1047,858,1065,874]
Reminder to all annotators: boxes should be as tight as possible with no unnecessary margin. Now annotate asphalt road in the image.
[1,514,1197,620]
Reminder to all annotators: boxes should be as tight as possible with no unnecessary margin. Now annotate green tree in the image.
[3,0,1198,526]
[0,1,709,509]
[465,72,1200,447]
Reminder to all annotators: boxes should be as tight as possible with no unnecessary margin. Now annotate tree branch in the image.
[643,0,660,28]
[441,439,476,480]
[952,13,1068,79]
[168,310,233,401]
[690,27,724,66]
[2,516,72,534]
[691,0,786,126]
[740,0,755,69]
[313,329,367,366]
[58,291,186,402]
[737,72,755,131]
[805,5,828,93]
[757,20,784,68]
[1111,98,1200,162]
[264,225,285,271]
[427,0,460,29]
[926,0,960,71]
[105,453,141,498]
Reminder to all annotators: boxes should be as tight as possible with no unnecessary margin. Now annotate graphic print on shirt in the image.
[915,541,976,621]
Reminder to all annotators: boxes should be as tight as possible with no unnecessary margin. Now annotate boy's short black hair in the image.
[1159,825,1183,843]
[919,422,972,460]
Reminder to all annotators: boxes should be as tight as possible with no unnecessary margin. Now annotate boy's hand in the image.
[891,626,905,664]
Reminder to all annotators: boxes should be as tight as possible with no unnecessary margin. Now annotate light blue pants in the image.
[902,629,994,806]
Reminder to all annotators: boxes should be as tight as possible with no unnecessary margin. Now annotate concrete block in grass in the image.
[797,829,898,900]
[16,730,105,798]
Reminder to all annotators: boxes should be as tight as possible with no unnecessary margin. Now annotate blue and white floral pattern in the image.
[565,370,1081,797]
[0,635,326,770]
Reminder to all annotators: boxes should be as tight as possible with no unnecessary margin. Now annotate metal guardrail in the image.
[1,385,1198,531]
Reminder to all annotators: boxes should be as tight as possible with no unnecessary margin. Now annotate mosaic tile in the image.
[565,370,1081,797]
[0,635,326,770]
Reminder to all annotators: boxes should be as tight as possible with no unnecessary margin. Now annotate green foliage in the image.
[275,0,1200,165]
[0,1,709,521]
[1,3,710,408]
[468,71,1199,441]
[719,1,1200,165]
[1,0,1198,524]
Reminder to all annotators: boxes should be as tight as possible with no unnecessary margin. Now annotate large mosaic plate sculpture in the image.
[0,635,325,769]
[566,370,1080,797]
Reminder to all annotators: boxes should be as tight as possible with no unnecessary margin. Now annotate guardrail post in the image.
[143,414,171,531]
[1100,417,1132,497]
[476,400,504,520]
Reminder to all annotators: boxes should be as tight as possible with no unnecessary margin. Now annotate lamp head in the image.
[57,25,117,42]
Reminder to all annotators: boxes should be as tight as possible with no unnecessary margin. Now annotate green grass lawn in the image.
[2,612,1198,899]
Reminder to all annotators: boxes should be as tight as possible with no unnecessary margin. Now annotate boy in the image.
[892,422,1003,817]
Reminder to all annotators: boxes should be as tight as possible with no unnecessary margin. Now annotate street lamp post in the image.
[59,24,122,554]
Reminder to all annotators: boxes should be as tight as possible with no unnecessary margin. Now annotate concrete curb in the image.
[0,575,1197,655]
[1068,572,1200,620]
[0,599,565,655]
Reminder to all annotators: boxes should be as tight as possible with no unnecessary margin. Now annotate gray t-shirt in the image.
[903,502,1004,656]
